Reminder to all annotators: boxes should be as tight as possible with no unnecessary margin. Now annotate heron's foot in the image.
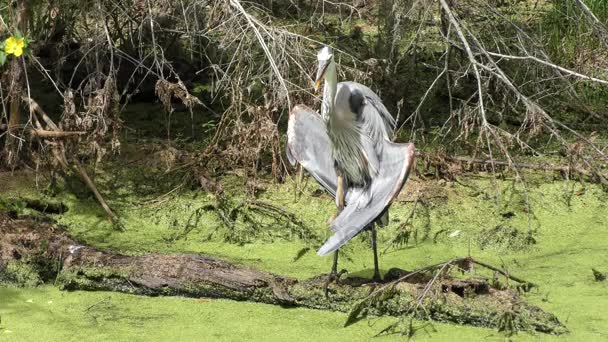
[323,269,347,299]
[372,272,382,283]
[326,214,337,224]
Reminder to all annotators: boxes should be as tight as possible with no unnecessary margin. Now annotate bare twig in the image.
[228,0,291,110]
[72,158,120,225]
[30,129,87,138]
[483,51,608,86]
[471,258,534,287]
[573,0,608,49]
[24,96,119,225]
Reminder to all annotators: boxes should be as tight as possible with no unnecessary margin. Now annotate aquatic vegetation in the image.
[1,163,607,340]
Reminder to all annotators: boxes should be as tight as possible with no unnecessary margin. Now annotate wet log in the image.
[0,214,567,334]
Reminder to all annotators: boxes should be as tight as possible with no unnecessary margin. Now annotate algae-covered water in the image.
[1,157,607,341]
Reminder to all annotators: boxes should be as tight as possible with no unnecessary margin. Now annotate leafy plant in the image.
[0,197,26,215]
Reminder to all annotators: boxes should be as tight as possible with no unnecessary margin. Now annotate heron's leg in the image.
[334,172,345,275]
[336,172,345,211]
[371,223,382,282]
[331,171,345,274]
[324,172,346,298]
[326,172,345,223]
[324,250,346,298]
[331,250,339,274]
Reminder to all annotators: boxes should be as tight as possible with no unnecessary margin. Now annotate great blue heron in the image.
[286,46,415,283]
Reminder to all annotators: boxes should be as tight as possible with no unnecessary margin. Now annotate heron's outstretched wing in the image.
[317,142,415,256]
[287,105,337,200]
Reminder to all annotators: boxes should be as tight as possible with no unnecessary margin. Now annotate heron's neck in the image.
[321,61,337,122]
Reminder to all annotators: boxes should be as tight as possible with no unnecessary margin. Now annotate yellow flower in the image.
[5,36,25,57]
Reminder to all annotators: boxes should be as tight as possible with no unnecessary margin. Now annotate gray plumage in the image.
[287,46,415,262]
[343,82,396,144]
[316,47,395,189]
[286,105,415,255]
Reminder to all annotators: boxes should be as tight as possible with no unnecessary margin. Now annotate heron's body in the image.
[286,46,414,285]
[319,57,395,188]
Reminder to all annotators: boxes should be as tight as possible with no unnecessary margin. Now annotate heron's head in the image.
[315,46,334,92]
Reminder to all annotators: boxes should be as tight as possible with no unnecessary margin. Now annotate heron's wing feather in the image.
[361,94,396,138]
[317,142,415,256]
[286,105,338,199]
[341,82,396,141]
[361,134,380,177]
[286,138,297,166]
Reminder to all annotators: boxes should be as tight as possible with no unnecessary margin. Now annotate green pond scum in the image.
[1,162,607,341]
[2,0,608,340]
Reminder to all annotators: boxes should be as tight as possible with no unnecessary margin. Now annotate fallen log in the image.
[0,213,567,335]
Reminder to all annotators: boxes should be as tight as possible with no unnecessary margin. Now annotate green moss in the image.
[0,285,415,342]
[58,266,136,293]
[0,262,42,287]
[1,151,608,340]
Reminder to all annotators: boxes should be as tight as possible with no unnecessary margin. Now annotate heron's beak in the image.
[314,60,329,92]
[314,79,323,93]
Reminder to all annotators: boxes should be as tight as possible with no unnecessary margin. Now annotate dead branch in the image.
[30,129,87,138]
[483,51,608,86]
[573,0,608,49]
[228,0,291,109]
[72,159,120,225]
[438,0,489,128]
[471,258,534,288]
[348,256,547,334]
[23,96,119,225]
[426,0,608,194]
